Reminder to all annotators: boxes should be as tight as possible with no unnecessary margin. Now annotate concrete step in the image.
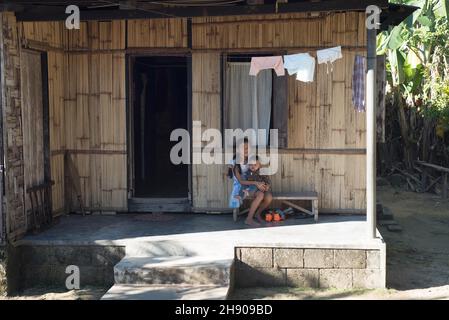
[101,284,229,300]
[114,255,233,286]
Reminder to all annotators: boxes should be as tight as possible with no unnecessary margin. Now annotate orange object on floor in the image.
[273,213,281,222]
[265,213,273,222]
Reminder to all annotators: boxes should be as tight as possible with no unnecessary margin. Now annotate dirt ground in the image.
[1,185,448,300]
[232,185,449,300]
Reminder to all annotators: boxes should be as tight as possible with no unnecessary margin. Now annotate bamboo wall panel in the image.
[191,12,367,211]
[127,19,187,48]
[20,50,45,218]
[270,153,366,210]
[65,20,126,50]
[64,52,127,210]
[19,22,67,214]
[192,12,366,49]
[20,21,65,49]
[47,51,66,213]
[288,50,366,149]
[192,52,231,208]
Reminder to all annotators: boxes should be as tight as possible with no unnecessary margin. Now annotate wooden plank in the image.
[273,72,288,148]
[15,1,390,21]
[20,49,46,218]
[282,200,313,216]
[416,161,449,173]
[272,192,318,200]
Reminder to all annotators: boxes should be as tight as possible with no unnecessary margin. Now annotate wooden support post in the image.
[366,26,377,239]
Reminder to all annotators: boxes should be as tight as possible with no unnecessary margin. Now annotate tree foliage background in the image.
[378,0,449,172]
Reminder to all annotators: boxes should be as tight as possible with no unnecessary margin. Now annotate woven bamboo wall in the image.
[19,21,128,213]
[19,22,66,214]
[191,12,365,49]
[15,11,366,213]
[127,18,188,48]
[192,53,231,208]
[65,20,126,50]
[191,12,367,211]
[287,50,366,149]
[20,21,65,49]
[64,53,127,211]
[20,50,46,217]
[47,51,66,214]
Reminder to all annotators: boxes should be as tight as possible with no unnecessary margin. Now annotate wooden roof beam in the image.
[13,0,390,22]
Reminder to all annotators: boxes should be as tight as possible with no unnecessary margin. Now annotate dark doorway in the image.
[132,56,189,198]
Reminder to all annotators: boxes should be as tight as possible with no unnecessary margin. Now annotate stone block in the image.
[366,250,380,269]
[286,269,319,288]
[334,250,366,269]
[237,248,273,268]
[274,249,303,268]
[353,269,383,289]
[319,269,353,289]
[235,264,286,287]
[304,249,333,268]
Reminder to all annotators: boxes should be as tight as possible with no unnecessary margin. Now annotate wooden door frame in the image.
[125,52,193,206]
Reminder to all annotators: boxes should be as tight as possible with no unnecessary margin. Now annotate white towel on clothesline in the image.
[316,46,343,73]
[283,53,315,83]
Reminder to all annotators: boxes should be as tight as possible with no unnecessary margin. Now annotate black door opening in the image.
[132,56,189,198]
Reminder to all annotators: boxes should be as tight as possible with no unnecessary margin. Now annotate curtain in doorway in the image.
[225,62,272,146]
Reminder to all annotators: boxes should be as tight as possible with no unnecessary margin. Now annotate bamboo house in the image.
[0,2,417,296]
[0,0,416,241]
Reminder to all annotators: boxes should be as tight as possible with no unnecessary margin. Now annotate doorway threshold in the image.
[128,198,190,212]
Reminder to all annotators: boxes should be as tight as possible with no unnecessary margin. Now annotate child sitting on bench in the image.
[230,156,271,226]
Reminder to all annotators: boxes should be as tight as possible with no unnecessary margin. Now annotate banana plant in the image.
[377,0,449,166]
[378,0,449,109]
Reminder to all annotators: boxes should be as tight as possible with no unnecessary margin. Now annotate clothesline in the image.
[239,45,367,112]
[225,53,366,60]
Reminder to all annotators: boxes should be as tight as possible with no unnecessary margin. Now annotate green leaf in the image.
[387,25,405,50]
[406,49,422,68]
[388,49,406,86]
[417,15,433,26]
[402,0,425,27]
[433,0,449,19]
[376,32,389,55]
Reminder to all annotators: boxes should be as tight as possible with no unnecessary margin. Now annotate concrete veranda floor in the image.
[18,213,384,258]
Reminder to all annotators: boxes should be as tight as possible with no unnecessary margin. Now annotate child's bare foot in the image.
[244,218,261,227]
[255,213,265,224]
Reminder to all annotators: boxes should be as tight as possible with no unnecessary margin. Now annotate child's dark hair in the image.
[227,138,249,179]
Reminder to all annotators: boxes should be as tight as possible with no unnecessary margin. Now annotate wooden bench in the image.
[232,191,319,222]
